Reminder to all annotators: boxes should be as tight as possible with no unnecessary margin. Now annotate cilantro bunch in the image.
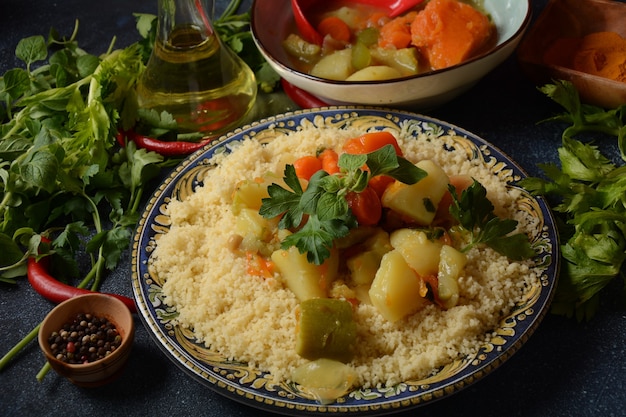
[520,80,626,321]
[0,22,166,285]
[260,145,426,265]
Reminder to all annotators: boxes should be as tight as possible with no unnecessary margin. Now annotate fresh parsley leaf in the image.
[259,165,305,229]
[281,215,349,265]
[449,180,535,260]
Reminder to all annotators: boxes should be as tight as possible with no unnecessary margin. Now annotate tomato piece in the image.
[293,155,323,181]
[434,174,474,225]
[368,175,395,198]
[346,186,382,226]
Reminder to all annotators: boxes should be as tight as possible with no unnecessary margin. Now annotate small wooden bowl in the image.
[518,0,626,108]
[38,293,135,387]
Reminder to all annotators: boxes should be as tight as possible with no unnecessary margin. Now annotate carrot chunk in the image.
[318,148,340,175]
[343,131,403,156]
[410,0,495,70]
[293,155,323,181]
[317,16,351,43]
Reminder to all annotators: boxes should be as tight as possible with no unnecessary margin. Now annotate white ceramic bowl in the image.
[251,0,531,109]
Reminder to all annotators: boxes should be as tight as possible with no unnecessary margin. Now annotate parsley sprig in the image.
[520,80,626,321]
[449,180,536,260]
[260,144,426,265]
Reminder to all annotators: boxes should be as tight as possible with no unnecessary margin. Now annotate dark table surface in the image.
[1,1,625,416]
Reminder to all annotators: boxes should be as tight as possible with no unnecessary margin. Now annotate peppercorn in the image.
[47,313,122,364]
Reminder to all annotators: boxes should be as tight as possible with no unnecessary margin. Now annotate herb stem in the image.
[220,0,242,18]
[35,362,51,382]
[564,124,619,140]
[0,191,13,222]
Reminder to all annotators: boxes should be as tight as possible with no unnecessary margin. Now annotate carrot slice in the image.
[317,16,351,43]
[318,148,340,175]
[293,155,323,181]
[343,131,403,156]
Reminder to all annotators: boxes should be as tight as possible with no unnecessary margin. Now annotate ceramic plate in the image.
[131,107,559,416]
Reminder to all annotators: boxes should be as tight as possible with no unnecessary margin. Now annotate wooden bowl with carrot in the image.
[517,0,626,109]
[251,0,531,109]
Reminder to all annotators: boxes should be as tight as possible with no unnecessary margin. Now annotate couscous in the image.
[150,120,539,391]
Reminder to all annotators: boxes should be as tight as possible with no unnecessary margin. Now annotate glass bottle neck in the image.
[158,0,215,45]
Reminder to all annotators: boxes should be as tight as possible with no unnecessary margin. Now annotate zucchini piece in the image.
[296,298,356,363]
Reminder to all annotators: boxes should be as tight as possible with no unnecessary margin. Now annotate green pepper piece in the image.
[296,298,357,363]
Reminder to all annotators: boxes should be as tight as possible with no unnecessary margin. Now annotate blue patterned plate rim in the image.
[131,106,560,416]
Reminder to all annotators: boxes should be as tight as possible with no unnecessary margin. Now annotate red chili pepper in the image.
[27,255,137,314]
[281,79,329,109]
[116,130,214,157]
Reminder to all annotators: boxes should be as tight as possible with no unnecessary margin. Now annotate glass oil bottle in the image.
[136,0,257,137]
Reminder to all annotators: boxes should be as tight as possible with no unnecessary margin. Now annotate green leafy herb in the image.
[0,21,166,291]
[260,145,426,265]
[448,180,535,260]
[519,80,626,321]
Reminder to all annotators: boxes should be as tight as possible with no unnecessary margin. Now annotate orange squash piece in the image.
[379,12,417,49]
[410,0,495,70]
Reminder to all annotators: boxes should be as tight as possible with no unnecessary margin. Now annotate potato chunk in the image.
[235,208,273,241]
[389,228,442,276]
[368,250,430,322]
[232,179,269,215]
[382,160,449,225]
[346,229,392,286]
[271,246,338,301]
[437,245,466,309]
[346,65,402,81]
[310,49,353,80]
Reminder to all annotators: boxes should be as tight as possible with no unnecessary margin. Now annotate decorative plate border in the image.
[131,107,559,416]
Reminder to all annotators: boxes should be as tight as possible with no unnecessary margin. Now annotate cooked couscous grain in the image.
[150,122,539,388]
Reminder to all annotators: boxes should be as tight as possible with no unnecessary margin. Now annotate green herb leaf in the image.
[521,80,626,321]
[15,36,48,70]
[1,68,30,101]
[449,180,535,260]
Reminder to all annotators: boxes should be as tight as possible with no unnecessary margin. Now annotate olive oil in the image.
[137,23,257,135]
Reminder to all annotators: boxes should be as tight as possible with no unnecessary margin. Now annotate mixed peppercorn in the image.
[47,313,122,364]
